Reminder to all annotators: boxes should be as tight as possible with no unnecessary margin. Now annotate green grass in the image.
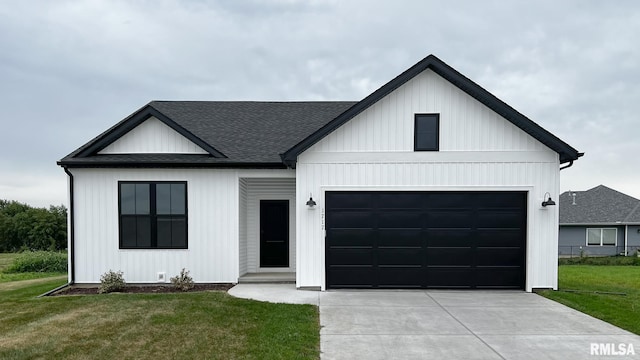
[0,252,66,283]
[0,277,320,359]
[0,253,19,271]
[539,265,640,335]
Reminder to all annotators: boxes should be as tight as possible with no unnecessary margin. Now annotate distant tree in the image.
[0,200,67,252]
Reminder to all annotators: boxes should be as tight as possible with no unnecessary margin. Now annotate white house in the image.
[58,54,582,292]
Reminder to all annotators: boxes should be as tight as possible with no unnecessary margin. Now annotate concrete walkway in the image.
[229,284,640,360]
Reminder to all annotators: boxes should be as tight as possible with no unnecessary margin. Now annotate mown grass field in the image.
[0,276,320,359]
[540,265,640,335]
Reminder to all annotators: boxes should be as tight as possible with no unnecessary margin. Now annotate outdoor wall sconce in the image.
[541,192,556,207]
[306,194,317,209]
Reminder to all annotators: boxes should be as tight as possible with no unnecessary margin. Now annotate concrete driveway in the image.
[229,285,640,360]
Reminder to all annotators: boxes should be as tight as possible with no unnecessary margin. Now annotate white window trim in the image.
[585,228,617,246]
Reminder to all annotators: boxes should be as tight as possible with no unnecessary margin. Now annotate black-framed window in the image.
[119,181,187,249]
[414,114,439,151]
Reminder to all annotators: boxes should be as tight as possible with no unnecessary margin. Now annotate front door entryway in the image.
[260,200,289,267]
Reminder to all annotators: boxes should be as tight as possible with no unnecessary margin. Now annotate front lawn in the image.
[539,265,640,335]
[0,277,319,359]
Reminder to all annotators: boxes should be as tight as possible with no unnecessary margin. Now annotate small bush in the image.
[559,255,640,266]
[170,268,194,291]
[98,270,126,294]
[3,251,67,273]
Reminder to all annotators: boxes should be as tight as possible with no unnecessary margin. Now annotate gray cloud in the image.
[1,0,639,207]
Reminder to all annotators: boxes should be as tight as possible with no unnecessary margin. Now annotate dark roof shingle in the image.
[559,185,640,225]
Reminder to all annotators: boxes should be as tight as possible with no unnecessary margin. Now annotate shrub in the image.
[3,251,67,273]
[98,270,126,294]
[170,268,194,291]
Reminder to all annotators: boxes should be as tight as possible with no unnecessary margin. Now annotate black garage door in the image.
[325,191,526,289]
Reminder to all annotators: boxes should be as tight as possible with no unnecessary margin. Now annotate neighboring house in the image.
[58,54,582,292]
[559,185,640,257]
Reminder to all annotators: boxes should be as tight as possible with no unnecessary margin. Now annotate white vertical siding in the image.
[244,178,296,273]
[71,168,238,283]
[312,69,547,153]
[295,68,561,291]
[70,168,295,283]
[238,179,248,276]
[99,117,208,154]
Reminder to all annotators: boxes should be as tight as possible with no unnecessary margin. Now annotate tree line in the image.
[0,200,67,252]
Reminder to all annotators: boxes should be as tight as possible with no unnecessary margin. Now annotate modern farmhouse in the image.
[58,54,582,291]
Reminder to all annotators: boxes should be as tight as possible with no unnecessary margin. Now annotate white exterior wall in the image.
[70,167,293,283]
[296,69,560,292]
[243,178,296,273]
[238,179,248,275]
[98,117,208,154]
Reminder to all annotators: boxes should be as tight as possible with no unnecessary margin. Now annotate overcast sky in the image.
[1,0,638,208]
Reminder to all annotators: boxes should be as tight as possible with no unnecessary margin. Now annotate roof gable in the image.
[71,104,226,159]
[98,116,209,154]
[58,101,355,167]
[282,54,582,167]
[559,185,640,225]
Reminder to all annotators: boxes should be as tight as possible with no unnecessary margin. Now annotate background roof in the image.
[559,185,640,225]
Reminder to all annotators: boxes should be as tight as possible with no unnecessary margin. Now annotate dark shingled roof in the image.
[58,101,356,167]
[559,185,640,225]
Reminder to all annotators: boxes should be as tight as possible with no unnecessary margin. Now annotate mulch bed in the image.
[51,283,235,296]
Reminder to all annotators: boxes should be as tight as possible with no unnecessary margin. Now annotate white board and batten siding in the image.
[70,168,294,283]
[98,117,208,154]
[296,69,561,292]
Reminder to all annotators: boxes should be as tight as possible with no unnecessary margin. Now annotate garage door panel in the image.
[378,267,423,288]
[328,211,374,228]
[476,230,524,247]
[476,248,523,266]
[426,248,473,266]
[326,193,372,209]
[325,191,526,290]
[426,193,472,208]
[427,267,474,288]
[427,230,474,247]
[378,248,423,265]
[378,229,422,247]
[378,211,422,228]
[428,210,474,228]
[477,210,524,228]
[327,267,375,288]
[475,267,522,288]
[326,229,376,247]
[378,193,423,209]
[327,248,373,266]
[475,193,525,208]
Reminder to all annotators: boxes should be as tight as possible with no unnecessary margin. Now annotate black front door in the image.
[260,200,289,267]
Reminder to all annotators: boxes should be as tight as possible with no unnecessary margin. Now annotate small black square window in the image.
[414,114,439,151]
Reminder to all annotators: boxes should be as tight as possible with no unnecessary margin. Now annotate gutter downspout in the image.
[559,160,574,171]
[63,167,75,284]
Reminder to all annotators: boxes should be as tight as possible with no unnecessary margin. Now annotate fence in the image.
[558,246,640,258]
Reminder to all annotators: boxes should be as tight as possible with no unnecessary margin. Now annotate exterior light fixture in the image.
[541,192,556,207]
[306,194,317,209]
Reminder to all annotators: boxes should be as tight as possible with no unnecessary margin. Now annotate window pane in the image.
[136,216,151,247]
[587,228,601,245]
[171,184,186,215]
[172,218,187,248]
[121,184,136,215]
[157,218,172,247]
[156,184,171,215]
[121,216,137,247]
[135,184,150,215]
[415,115,439,151]
[602,229,616,245]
